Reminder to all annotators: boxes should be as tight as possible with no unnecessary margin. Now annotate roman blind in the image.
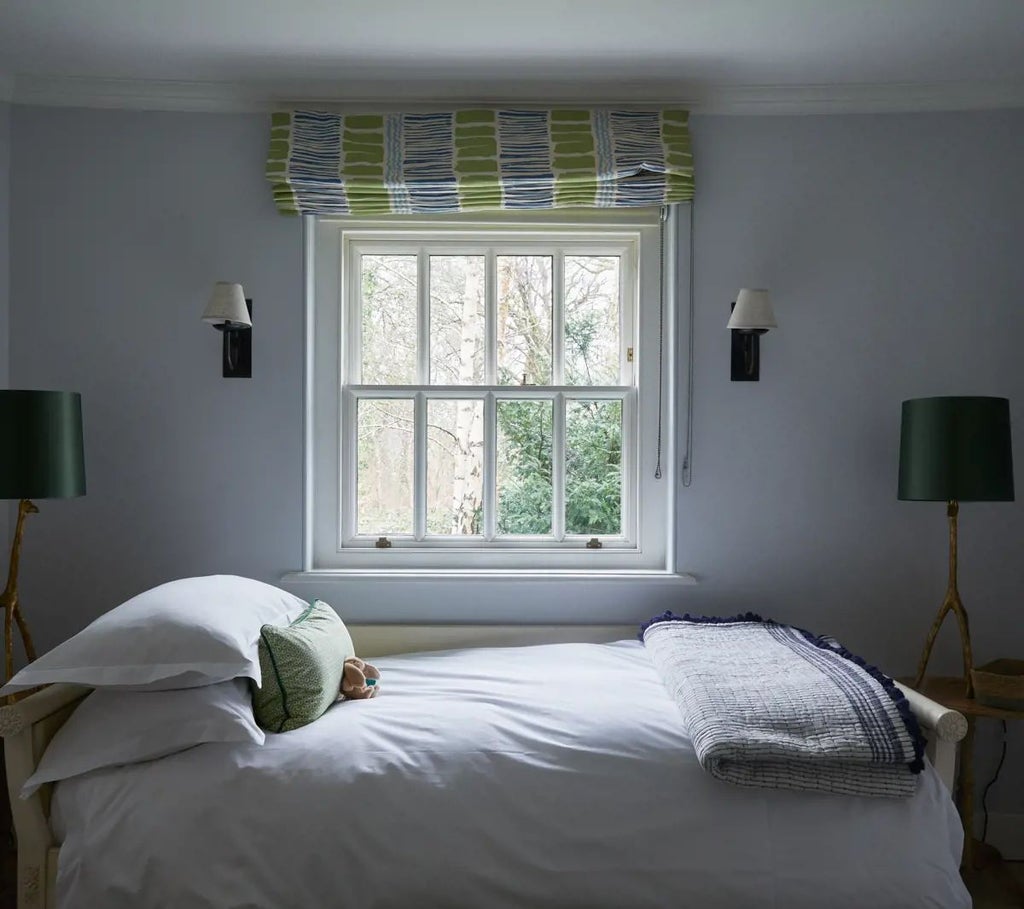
[267,108,693,215]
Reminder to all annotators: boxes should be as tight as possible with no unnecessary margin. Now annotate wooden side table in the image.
[911,677,1023,878]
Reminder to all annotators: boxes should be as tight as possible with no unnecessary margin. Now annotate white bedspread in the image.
[52,641,969,909]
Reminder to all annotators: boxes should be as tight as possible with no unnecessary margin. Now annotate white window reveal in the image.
[308,211,677,573]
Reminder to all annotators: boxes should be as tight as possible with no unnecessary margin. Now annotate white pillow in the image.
[21,679,264,798]
[0,576,307,693]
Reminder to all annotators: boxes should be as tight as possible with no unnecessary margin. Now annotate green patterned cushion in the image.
[252,600,354,732]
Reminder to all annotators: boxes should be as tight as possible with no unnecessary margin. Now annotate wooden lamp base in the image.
[2,498,39,703]
[912,501,974,698]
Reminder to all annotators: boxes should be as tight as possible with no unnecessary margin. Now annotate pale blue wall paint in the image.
[0,101,11,560]
[679,111,1024,822]
[9,106,1024,660]
[9,108,303,644]
[9,105,1024,812]
[682,111,1024,672]
[0,101,9,382]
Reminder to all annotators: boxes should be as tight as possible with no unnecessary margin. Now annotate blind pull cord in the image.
[682,200,695,487]
[654,205,668,479]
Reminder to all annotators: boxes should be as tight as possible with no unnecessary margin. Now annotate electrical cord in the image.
[682,200,695,487]
[980,719,1008,843]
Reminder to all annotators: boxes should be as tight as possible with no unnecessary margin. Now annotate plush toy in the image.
[340,656,381,700]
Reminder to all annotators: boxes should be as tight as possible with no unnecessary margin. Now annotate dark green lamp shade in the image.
[0,390,86,499]
[898,396,1014,502]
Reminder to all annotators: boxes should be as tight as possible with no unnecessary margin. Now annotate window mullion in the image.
[341,390,355,545]
[414,249,429,541]
[623,241,636,386]
[417,250,429,385]
[414,391,427,540]
[552,391,566,541]
[483,392,496,541]
[622,390,636,544]
[485,248,497,385]
[349,245,361,384]
[552,250,565,386]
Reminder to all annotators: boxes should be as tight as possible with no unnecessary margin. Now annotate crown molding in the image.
[12,76,272,113]
[697,80,1024,115]
[9,74,1024,116]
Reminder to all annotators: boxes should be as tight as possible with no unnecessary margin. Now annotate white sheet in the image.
[52,641,969,909]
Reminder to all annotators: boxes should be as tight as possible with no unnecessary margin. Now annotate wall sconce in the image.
[202,282,252,378]
[727,288,777,381]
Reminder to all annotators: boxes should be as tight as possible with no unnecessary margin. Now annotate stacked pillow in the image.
[3,576,357,799]
[0,575,308,693]
[21,679,264,797]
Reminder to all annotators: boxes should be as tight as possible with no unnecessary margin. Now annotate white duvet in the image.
[52,641,969,909]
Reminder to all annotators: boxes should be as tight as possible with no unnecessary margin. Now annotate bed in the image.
[2,624,971,909]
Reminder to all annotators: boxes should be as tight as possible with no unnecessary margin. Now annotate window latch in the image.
[374,536,392,549]
[627,347,634,363]
[586,537,603,549]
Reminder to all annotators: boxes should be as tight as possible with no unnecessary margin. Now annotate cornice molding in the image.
[9,74,1024,116]
[696,80,1024,115]
[12,76,270,113]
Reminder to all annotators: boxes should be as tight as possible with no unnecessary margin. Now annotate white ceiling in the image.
[1,0,1024,113]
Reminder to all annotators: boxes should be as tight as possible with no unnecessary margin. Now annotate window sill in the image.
[282,569,696,583]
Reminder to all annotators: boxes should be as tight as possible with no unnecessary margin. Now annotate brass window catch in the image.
[586,537,603,549]
[374,536,392,548]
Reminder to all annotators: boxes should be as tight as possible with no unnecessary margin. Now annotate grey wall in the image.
[9,105,1024,814]
[9,108,303,649]
[683,111,1024,673]
[0,101,10,561]
[0,101,9,380]
[681,111,1024,819]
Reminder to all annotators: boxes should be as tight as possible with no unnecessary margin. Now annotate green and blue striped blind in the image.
[267,108,693,215]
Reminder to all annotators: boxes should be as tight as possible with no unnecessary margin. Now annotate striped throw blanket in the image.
[641,613,925,798]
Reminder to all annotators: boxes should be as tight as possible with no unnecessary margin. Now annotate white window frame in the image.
[306,209,677,574]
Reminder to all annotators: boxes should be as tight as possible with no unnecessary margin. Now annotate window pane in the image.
[361,255,417,384]
[429,255,485,385]
[357,398,414,534]
[426,399,484,535]
[497,255,552,386]
[564,256,621,386]
[565,400,622,535]
[496,400,553,535]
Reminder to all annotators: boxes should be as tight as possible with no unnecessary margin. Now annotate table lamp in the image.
[898,396,1014,696]
[0,390,86,690]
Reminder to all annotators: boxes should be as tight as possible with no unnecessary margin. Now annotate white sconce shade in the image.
[727,288,777,331]
[202,282,252,328]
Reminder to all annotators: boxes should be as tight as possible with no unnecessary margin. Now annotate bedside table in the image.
[911,677,1023,876]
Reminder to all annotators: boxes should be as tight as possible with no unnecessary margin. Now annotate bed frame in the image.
[0,624,969,909]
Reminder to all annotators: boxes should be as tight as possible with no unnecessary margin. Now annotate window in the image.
[308,211,675,573]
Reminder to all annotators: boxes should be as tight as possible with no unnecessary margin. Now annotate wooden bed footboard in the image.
[0,683,90,909]
[0,625,968,909]
[894,681,968,792]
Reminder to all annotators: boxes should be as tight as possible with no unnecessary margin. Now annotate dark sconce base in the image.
[730,329,764,381]
[219,299,253,378]
[727,292,776,382]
